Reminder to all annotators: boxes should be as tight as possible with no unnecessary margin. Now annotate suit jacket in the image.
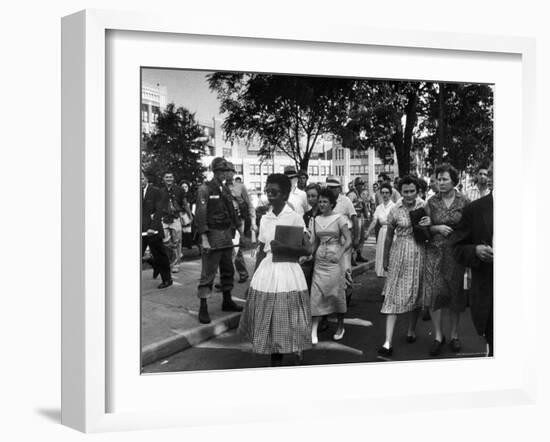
[159,185,190,221]
[449,193,493,336]
[142,185,163,234]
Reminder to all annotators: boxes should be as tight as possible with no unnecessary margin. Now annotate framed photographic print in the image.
[62,9,537,433]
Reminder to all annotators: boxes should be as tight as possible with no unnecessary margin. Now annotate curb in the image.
[142,260,375,367]
[141,312,242,367]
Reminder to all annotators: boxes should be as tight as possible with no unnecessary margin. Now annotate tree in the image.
[334,80,493,176]
[331,80,428,176]
[419,83,494,172]
[208,73,356,171]
[142,103,207,185]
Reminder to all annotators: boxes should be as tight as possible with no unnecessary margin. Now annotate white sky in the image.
[141,68,222,124]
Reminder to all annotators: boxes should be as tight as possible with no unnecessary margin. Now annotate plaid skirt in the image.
[238,254,312,354]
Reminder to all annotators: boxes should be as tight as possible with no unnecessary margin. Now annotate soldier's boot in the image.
[198,299,211,324]
[221,291,243,312]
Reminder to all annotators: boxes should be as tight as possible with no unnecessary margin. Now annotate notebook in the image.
[272,225,304,262]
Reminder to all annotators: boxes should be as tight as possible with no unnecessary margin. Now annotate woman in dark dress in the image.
[423,164,470,356]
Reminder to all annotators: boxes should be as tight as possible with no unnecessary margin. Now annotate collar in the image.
[266,204,294,219]
[395,196,424,210]
[435,189,464,201]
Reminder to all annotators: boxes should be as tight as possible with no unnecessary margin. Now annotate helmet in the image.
[211,157,228,172]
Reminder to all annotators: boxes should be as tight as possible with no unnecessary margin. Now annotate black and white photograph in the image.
[140,68,494,372]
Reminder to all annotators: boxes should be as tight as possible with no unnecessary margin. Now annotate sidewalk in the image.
[141,240,376,366]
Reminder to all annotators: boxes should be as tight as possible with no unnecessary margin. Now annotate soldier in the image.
[347,177,369,263]
[194,157,243,324]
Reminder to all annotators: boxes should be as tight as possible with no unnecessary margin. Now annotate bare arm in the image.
[339,224,352,260]
[254,242,266,272]
[383,224,395,270]
[364,213,378,238]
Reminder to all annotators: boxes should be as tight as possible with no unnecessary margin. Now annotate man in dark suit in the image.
[142,172,172,289]
[450,163,493,356]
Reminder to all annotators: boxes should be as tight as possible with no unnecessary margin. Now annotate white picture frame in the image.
[61,9,537,433]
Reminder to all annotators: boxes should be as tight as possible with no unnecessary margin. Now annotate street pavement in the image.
[142,237,488,372]
[140,238,375,366]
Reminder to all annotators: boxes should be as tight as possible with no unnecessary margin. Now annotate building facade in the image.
[195,117,398,194]
[141,83,167,136]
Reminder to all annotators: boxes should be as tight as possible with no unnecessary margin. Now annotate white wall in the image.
[1,1,548,441]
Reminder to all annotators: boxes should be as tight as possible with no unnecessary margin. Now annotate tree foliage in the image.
[142,103,207,185]
[207,73,356,171]
[330,80,430,176]
[418,83,494,173]
[207,71,493,176]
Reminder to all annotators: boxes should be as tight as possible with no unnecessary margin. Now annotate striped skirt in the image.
[238,254,312,354]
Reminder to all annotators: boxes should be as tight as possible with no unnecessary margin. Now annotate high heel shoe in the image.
[377,346,393,357]
[429,336,446,356]
[406,335,417,343]
[333,328,345,341]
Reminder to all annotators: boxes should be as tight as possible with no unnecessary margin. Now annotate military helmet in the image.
[211,157,228,172]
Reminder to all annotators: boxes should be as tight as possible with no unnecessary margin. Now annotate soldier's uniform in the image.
[194,158,241,313]
[347,178,369,263]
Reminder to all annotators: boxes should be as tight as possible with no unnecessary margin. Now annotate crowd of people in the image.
[142,157,494,367]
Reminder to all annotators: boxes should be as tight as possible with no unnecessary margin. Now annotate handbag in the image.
[408,207,430,244]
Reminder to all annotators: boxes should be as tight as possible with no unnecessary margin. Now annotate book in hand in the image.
[272,225,304,263]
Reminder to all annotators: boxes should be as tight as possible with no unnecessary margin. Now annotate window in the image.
[309,166,319,176]
[141,103,149,123]
[151,106,160,123]
[249,164,261,175]
[234,164,243,174]
[223,148,232,158]
[375,164,393,174]
[321,166,326,176]
[249,181,261,192]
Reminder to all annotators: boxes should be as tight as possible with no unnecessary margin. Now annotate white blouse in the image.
[258,204,306,253]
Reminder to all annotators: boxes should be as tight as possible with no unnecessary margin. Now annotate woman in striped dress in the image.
[238,174,312,367]
[377,176,430,357]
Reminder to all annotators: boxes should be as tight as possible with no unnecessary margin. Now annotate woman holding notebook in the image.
[238,173,313,367]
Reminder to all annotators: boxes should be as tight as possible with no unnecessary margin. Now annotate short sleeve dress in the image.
[422,191,469,312]
[380,198,426,314]
[310,214,348,316]
[238,205,312,354]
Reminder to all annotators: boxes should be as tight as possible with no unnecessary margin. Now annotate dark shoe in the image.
[152,268,159,279]
[449,338,461,352]
[157,280,173,289]
[351,258,357,267]
[221,300,243,312]
[429,336,446,356]
[406,335,417,343]
[198,305,211,324]
[238,276,249,283]
[377,346,393,357]
[355,255,368,263]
